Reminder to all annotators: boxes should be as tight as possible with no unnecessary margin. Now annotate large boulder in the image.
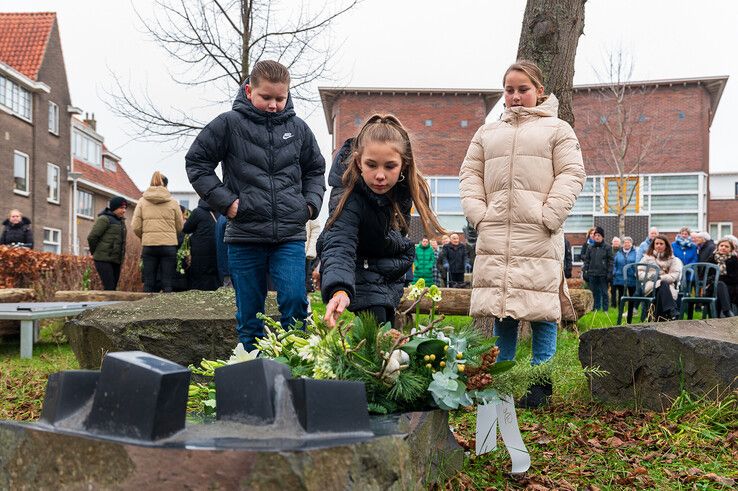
[579,318,738,410]
[64,289,280,369]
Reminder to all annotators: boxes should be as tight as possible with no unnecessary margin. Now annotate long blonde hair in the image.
[150,171,168,187]
[326,114,446,237]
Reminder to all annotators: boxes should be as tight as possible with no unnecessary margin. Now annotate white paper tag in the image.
[475,396,531,474]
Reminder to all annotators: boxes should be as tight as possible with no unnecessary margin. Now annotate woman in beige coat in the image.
[460,60,585,407]
[132,171,184,292]
[638,235,682,321]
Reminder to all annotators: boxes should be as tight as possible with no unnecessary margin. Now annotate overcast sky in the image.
[4,0,737,205]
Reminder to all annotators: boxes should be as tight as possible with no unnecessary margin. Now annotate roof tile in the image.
[75,158,142,201]
[0,12,56,80]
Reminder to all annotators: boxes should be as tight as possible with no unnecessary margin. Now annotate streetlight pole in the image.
[67,172,82,255]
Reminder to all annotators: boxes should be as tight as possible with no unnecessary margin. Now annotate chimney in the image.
[84,112,97,131]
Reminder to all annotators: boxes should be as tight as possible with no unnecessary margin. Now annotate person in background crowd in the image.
[639,235,682,321]
[707,238,737,317]
[611,236,639,311]
[305,219,321,293]
[672,226,698,266]
[183,199,220,290]
[583,227,613,311]
[463,219,478,270]
[414,237,436,286]
[133,171,183,292]
[723,234,738,252]
[638,227,659,257]
[694,231,716,264]
[611,236,621,254]
[1,209,33,248]
[87,197,127,290]
[436,234,451,286]
[442,233,469,287]
[609,235,621,305]
[459,59,585,408]
[564,237,572,279]
[430,239,442,287]
[579,227,596,264]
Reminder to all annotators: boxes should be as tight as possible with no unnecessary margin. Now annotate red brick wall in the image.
[572,84,711,176]
[331,94,487,176]
[707,199,738,230]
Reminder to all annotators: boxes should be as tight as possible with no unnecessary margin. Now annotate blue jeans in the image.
[494,317,557,366]
[588,276,609,311]
[215,215,229,283]
[228,241,307,350]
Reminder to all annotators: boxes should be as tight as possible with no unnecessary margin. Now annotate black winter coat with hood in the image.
[1,217,33,248]
[185,84,326,244]
[318,139,415,311]
[182,199,220,291]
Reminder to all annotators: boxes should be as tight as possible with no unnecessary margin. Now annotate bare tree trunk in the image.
[517,0,587,127]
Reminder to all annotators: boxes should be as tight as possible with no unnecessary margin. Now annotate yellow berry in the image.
[458,364,465,372]
[440,361,446,368]
[456,352,463,360]
[423,355,430,361]
[430,354,436,361]
[444,345,449,352]
[426,363,432,369]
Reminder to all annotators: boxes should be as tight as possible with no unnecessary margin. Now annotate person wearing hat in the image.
[582,226,613,311]
[87,196,128,290]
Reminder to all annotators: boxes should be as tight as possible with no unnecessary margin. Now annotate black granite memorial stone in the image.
[40,370,99,425]
[288,378,371,433]
[85,351,190,440]
[214,358,292,424]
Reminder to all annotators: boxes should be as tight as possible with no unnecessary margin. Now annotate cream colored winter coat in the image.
[638,254,683,300]
[132,186,184,246]
[460,95,585,322]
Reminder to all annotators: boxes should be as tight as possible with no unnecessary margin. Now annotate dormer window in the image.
[103,157,117,172]
[73,129,102,166]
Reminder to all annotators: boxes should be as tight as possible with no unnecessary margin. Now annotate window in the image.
[709,223,733,240]
[13,151,29,194]
[354,116,362,126]
[103,157,117,171]
[604,176,639,214]
[43,228,61,254]
[47,163,60,203]
[460,120,469,128]
[735,182,738,198]
[424,119,433,127]
[0,75,32,121]
[427,177,465,231]
[73,129,102,166]
[48,101,59,134]
[564,176,595,233]
[179,199,189,210]
[77,190,94,218]
[572,246,583,263]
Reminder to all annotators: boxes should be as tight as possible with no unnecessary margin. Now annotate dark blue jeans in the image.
[227,241,307,350]
[589,275,609,311]
[494,317,557,366]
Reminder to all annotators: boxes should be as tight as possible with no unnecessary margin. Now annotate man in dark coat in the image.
[183,199,221,290]
[1,209,33,248]
[582,226,614,311]
[87,197,127,290]
[442,233,469,288]
[695,232,716,263]
[185,60,325,350]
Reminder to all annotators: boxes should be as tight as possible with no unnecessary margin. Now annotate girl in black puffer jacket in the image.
[1,209,33,248]
[319,115,446,326]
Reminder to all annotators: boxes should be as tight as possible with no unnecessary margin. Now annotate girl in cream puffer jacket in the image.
[460,61,585,384]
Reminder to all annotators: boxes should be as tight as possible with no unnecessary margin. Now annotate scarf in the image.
[713,251,730,275]
[675,236,693,249]
[587,238,595,246]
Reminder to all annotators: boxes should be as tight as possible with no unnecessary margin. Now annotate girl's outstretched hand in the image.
[324,291,350,328]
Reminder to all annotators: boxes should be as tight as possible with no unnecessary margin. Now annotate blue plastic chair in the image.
[617,263,661,324]
[679,262,720,319]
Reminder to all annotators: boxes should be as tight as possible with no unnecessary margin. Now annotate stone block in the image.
[40,370,99,424]
[288,379,370,433]
[86,351,190,440]
[214,358,292,424]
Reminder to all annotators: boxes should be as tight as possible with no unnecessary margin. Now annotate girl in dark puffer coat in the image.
[319,115,446,326]
[1,209,33,248]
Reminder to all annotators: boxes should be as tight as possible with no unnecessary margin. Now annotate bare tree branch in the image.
[106,0,359,143]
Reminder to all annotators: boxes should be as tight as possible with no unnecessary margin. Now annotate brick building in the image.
[0,12,141,254]
[320,77,733,259]
[319,87,501,232]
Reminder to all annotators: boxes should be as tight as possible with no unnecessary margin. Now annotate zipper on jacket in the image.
[500,115,520,315]
[268,118,278,241]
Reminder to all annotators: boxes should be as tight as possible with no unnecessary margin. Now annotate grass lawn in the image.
[1,305,735,489]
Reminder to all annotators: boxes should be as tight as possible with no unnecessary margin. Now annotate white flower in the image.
[227,344,260,364]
